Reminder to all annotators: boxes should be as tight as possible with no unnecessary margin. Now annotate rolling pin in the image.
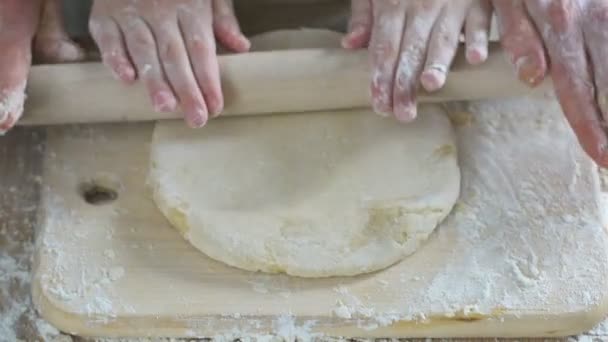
[21,44,551,125]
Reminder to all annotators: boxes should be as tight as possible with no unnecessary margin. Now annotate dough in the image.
[149,30,461,277]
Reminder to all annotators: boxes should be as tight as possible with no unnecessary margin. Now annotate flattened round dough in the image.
[149,30,461,277]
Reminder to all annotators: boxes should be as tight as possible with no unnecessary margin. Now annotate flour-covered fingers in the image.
[179,2,223,117]
[369,0,406,116]
[89,16,136,84]
[154,20,209,128]
[343,0,372,49]
[0,43,31,134]
[117,16,177,114]
[493,0,547,87]
[34,0,85,63]
[420,6,467,93]
[212,0,250,52]
[0,0,41,133]
[583,0,608,122]
[465,0,491,65]
[526,0,608,166]
[393,8,438,122]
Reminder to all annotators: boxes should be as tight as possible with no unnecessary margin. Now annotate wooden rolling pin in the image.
[21,44,550,125]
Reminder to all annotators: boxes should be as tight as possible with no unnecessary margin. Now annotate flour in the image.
[19,96,608,340]
[35,126,138,325]
[40,189,135,322]
[0,81,27,135]
[322,96,608,330]
[0,128,71,341]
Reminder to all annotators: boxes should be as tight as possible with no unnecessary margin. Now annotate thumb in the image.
[34,0,85,63]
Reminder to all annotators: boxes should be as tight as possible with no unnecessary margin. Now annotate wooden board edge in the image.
[31,266,608,340]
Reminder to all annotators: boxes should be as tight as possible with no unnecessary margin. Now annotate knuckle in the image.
[157,38,181,62]
[435,30,458,47]
[188,35,210,55]
[128,27,155,49]
[371,39,398,61]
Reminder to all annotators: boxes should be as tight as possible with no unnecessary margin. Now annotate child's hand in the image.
[90,0,250,128]
[344,0,492,122]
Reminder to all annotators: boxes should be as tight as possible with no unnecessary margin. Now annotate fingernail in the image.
[236,35,251,51]
[61,42,85,61]
[0,86,26,126]
[208,100,224,118]
[372,98,391,117]
[242,37,251,50]
[0,114,16,135]
[186,108,207,128]
[111,64,135,82]
[395,103,417,123]
[343,26,365,49]
[466,47,488,65]
[153,91,177,113]
[515,56,542,87]
[349,26,365,40]
[421,67,447,92]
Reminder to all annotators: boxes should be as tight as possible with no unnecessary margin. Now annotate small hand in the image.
[89,0,250,128]
[344,0,492,122]
[494,0,608,167]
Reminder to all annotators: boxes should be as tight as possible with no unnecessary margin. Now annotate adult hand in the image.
[494,0,608,167]
[344,0,492,122]
[0,0,83,134]
[89,0,250,128]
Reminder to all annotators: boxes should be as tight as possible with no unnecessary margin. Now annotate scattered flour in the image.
[3,98,608,340]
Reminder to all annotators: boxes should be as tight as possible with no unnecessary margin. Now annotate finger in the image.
[493,0,547,87]
[420,6,467,93]
[0,0,41,133]
[368,0,406,116]
[154,20,209,128]
[117,16,178,113]
[527,1,608,166]
[583,1,608,121]
[465,0,491,65]
[0,42,31,134]
[343,0,372,49]
[179,3,224,117]
[34,0,85,63]
[393,7,438,122]
[89,16,136,83]
[213,0,250,52]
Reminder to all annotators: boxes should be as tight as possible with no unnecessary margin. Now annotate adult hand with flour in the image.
[0,0,83,134]
[343,0,492,122]
[89,0,250,128]
[494,0,608,168]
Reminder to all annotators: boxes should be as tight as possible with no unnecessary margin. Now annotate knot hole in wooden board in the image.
[78,180,119,205]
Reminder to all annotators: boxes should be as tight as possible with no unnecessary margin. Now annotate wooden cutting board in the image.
[32,98,608,339]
